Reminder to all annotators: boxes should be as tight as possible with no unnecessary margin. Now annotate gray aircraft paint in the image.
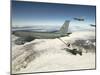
[13,20,71,39]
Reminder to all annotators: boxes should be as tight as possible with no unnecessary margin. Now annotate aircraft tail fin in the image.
[59,20,70,34]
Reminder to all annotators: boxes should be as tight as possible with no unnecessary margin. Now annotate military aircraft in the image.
[73,17,84,21]
[12,20,72,45]
[90,24,96,27]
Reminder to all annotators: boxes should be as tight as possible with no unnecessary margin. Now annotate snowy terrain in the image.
[12,30,96,74]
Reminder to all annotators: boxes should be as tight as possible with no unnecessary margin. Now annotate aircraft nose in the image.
[12,31,16,34]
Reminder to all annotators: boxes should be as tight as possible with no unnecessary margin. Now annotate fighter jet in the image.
[12,20,72,45]
[90,24,96,27]
[73,17,84,21]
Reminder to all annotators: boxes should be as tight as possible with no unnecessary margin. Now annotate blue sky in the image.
[12,1,96,27]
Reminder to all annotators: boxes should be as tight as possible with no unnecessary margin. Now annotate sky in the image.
[11,1,96,27]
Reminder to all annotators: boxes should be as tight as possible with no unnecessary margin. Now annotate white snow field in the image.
[12,31,96,74]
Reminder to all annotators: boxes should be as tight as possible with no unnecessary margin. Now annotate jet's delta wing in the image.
[73,17,84,21]
[90,24,96,27]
